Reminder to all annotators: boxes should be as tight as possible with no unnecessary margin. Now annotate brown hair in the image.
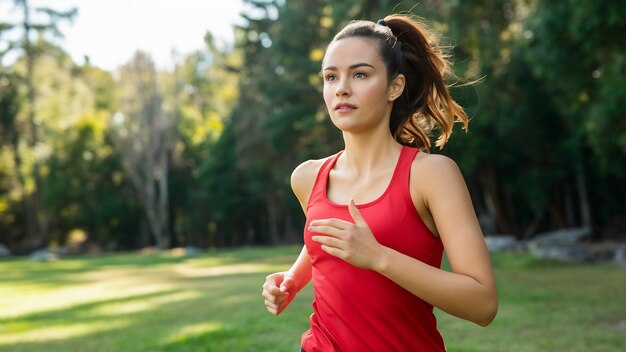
[331,14,468,150]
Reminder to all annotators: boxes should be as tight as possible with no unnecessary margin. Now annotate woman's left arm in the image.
[310,154,498,326]
[377,154,497,326]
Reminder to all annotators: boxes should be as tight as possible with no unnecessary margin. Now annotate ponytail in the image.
[331,14,468,150]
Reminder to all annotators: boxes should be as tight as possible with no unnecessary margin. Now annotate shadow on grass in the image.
[5,248,621,352]
[0,252,309,352]
[0,253,196,285]
[0,245,301,288]
[160,318,303,352]
[0,289,184,325]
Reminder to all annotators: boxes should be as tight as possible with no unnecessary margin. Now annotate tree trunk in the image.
[523,205,546,240]
[246,222,256,245]
[113,52,172,251]
[23,3,49,249]
[145,197,164,249]
[547,203,567,228]
[480,165,513,234]
[564,184,576,227]
[283,211,298,244]
[266,195,280,245]
[157,146,170,249]
[575,161,592,228]
[11,139,37,248]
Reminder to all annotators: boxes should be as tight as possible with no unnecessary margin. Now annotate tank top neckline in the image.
[322,145,414,209]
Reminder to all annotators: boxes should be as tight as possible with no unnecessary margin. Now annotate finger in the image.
[309,218,351,229]
[266,273,283,286]
[261,281,284,296]
[262,283,284,296]
[266,293,287,307]
[261,290,279,303]
[312,235,344,249]
[308,225,345,237]
[348,199,365,225]
[265,307,278,315]
[266,296,288,315]
[265,298,278,309]
[280,275,294,292]
[320,244,345,259]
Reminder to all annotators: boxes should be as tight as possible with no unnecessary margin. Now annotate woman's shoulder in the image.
[410,151,464,190]
[291,155,335,181]
[290,154,336,206]
[408,152,468,229]
[411,151,460,173]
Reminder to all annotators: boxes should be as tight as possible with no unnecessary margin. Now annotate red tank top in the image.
[300,146,446,352]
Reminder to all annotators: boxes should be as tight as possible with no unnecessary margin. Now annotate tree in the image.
[44,112,142,251]
[426,0,626,238]
[0,70,21,249]
[0,0,76,249]
[170,33,241,248]
[112,52,173,249]
[522,0,626,233]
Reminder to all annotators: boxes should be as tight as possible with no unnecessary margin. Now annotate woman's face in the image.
[322,37,399,135]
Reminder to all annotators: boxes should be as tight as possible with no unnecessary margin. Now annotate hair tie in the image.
[377,19,386,27]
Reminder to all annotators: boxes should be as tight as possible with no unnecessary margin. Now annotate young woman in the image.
[261,14,498,352]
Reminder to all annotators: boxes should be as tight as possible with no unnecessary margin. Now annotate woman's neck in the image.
[341,132,402,174]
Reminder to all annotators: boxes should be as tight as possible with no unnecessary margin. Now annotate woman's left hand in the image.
[309,199,384,270]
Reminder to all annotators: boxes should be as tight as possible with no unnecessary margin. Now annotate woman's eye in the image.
[324,75,337,82]
[354,72,366,79]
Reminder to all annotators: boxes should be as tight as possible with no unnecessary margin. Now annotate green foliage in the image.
[161,33,242,248]
[43,113,141,249]
[520,0,626,228]
[0,72,20,145]
[427,0,625,235]
[0,0,625,250]
[196,123,266,247]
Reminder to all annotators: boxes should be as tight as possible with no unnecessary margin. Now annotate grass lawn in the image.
[0,246,624,351]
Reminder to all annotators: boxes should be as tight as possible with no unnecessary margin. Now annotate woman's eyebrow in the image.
[322,63,376,71]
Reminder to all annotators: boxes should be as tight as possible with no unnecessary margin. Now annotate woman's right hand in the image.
[262,271,296,315]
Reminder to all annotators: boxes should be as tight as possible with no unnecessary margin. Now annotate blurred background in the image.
[0,0,625,256]
[1,2,625,351]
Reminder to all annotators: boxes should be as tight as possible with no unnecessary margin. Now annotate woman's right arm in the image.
[261,158,325,315]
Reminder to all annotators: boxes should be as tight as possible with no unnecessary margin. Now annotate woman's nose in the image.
[335,80,351,96]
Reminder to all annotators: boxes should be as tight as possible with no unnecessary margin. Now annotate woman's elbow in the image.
[475,297,498,327]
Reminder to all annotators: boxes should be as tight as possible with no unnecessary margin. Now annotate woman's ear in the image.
[388,74,405,102]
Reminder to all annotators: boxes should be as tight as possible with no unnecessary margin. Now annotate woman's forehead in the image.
[322,37,382,69]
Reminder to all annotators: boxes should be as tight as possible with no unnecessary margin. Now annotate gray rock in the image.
[185,246,204,255]
[612,245,626,265]
[0,244,10,257]
[527,227,594,262]
[485,235,521,252]
[30,249,58,262]
[531,227,591,246]
[528,242,592,262]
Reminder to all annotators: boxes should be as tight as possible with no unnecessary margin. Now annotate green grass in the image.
[439,253,626,351]
[0,246,624,351]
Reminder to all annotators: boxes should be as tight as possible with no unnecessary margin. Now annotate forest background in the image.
[1,0,625,255]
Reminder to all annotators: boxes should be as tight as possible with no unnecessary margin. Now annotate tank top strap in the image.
[306,150,343,210]
[390,146,420,196]
[320,150,344,182]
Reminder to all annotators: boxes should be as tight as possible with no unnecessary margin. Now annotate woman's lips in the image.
[335,103,356,111]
